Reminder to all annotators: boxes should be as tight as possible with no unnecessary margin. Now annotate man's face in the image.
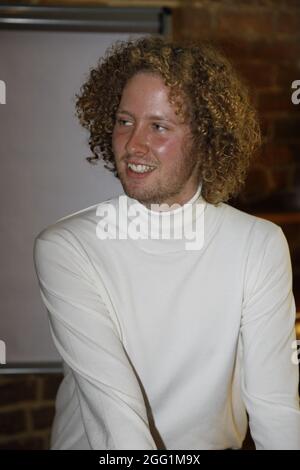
[112,72,201,208]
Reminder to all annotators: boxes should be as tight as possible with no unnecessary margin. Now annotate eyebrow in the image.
[116,109,177,124]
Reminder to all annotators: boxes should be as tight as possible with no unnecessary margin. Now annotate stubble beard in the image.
[116,145,201,208]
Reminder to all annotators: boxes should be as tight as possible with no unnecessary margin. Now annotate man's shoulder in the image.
[34,195,121,244]
[220,202,282,241]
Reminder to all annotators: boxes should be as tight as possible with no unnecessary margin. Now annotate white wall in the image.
[0,29,143,363]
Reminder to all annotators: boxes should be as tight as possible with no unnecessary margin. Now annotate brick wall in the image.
[0,0,298,450]
[173,0,300,206]
[0,372,256,449]
[173,0,300,312]
[0,373,62,450]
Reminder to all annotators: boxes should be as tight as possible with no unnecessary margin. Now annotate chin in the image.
[121,184,153,204]
[123,185,148,201]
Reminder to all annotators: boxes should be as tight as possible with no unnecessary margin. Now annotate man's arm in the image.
[33,226,157,450]
[241,223,300,449]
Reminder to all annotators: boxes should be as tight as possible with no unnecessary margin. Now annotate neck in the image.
[122,180,206,252]
[142,182,203,213]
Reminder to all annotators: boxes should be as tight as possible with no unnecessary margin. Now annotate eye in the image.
[153,123,167,132]
[116,118,132,126]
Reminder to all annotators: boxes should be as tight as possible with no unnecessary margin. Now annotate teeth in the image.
[128,163,155,173]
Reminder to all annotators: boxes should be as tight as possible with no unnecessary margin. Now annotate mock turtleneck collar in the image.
[123,182,206,253]
[134,182,202,213]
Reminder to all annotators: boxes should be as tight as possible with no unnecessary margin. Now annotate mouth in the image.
[126,162,157,178]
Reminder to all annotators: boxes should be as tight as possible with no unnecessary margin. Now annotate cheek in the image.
[112,130,125,154]
[153,136,184,162]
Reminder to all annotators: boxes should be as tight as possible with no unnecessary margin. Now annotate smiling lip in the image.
[126,160,157,167]
[125,161,157,179]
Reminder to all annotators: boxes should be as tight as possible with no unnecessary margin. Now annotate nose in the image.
[125,125,149,156]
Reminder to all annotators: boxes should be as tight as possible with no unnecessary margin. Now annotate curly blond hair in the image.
[75,35,261,204]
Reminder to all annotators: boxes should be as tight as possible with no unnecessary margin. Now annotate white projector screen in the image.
[0,26,158,366]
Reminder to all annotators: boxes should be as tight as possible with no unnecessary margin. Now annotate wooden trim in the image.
[253,213,300,224]
[0,4,172,33]
[1,0,180,7]
[296,322,300,340]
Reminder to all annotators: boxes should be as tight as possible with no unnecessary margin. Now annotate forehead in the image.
[119,72,188,121]
[124,71,167,88]
[121,72,170,101]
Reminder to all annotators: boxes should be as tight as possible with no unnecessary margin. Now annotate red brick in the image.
[216,38,254,62]
[215,11,274,39]
[292,163,300,191]
[276,11,300,35]
[280,223,300,248]
[173,7,212,40]
[283,143,300,162]
[272,166,295,190]
[0,436,45,450]
[0,409,26,435]
[259,115,274,141]
[251,40,300,63]
[237,62,276,88]
[277,0,300,9]
[261,143,294,165]
[212,0,300,7]
[277,65,300,89]
[192,0,286,5]
[257,90,300,113]
[274,118,300,141]
[0,376,37,406]
[31,406,55,431]
[243,166,276,202]
[42,374,63,400]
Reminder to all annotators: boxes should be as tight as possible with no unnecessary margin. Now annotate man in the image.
[33,35,300,449]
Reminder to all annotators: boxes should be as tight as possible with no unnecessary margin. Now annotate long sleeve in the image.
[33,226,157,450]
[240,224,300,449]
